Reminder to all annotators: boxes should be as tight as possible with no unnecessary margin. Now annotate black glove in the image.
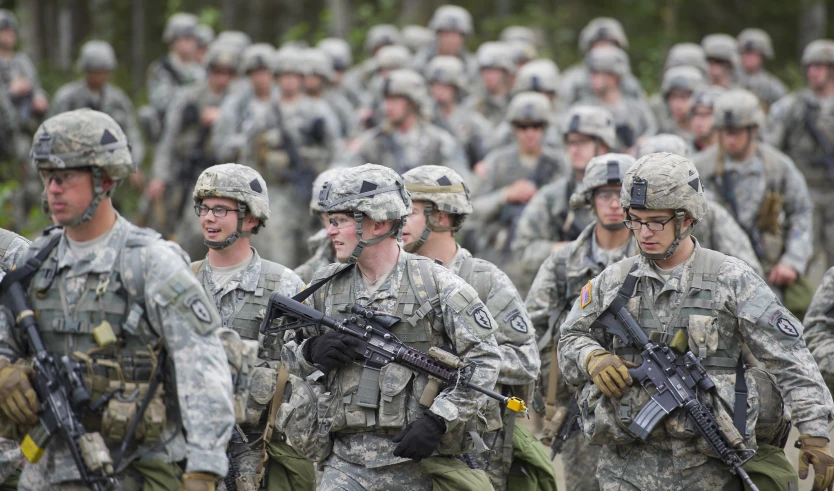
[303,331,360,373]
[306,117,327,145]
[392,412,447,461]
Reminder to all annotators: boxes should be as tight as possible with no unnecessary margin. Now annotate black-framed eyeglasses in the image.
[513,122,547,131]
[194,205,234,217]
[623,215,675,231]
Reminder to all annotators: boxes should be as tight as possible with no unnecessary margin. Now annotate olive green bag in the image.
[418,455,494,491]
[506,421,559,491]
[734,443,797,491]
[785,275,815,320]
[265,438,316,491]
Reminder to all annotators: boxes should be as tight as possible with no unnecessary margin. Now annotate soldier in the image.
[360,45,414,129]
[0,229,29,269]
[282,163,501,491]
[701,33,739,89]
[506,40,538,70]
[690,86,725,152]
[737,28,786,111]
[147,41,240,259]
[560,17,646,106]
[216,30,252,51]
[402,25,434,54]
[425,56,492,168]
[0,9,48,125]
[194,24,215,64]
[637,134,763,276]
[349,68,470,179]
[653,66,706,142]
[513,105,616,280]
[470,91,568,295]
[558,152,833,491]
[139,13,205,142]
[500,26,537,47]
[466,42,515,127]
[294,169,342,283]
[412,5,479,83]
[400,165,542,490]
[663,43,709,76]
[0,109,234,490]
[190,164,314,491]
[303,48,358,138]
[343,24,401,105]
[694,89,813,299]
[318,37,368,110]
[766,39,834,273]
[527,153,638,491]
[581,46,657,153]
[50,40,144,166]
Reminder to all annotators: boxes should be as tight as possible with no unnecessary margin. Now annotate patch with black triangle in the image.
[100,129,118,146]
[250,179,263,193]
[437,175,452,186]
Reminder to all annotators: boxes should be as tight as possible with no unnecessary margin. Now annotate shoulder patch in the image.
[580,280,593,309]
[190,298,213,324]
[509,312,528,333]
[774,315,798,338]
[473,307,492,330]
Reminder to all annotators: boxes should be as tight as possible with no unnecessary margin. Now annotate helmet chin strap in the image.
[347,211,403,264]
[601,221,626,231]
[403,203,463,253]
[61,168,109,227]
[637,210,694,261]
[204,202,252,250]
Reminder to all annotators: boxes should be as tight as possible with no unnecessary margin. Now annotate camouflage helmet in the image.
[637,134,691,159]
[204,41,240,71]
[241,43,275,74]
[216,31,252,51]
[701,34,739,67]
[738,28,774,59]
[579,17,628,53]
[364,25,401,55]
[304,48,335,81]
[195,25,215,47]
[426,56,467,90]
[375,45,412,72]
[500,26,536,46]
[0,10,19,32]
[802,40,834,66]
[621,152,708,259]
[570,153,635,210]
[661,65,705,97]
[383,68,428,108]
[32,109,134,225]
[691,85,726,110]
[586,45,630,78]
[193,164,270,249]
[77,40,117,72]
[562,105,617,149]
[712,89,765,129]
[162,13,198,43]
[273,47,305,75]
[402,25,435,54]
[317,38,352,70]
[507,40,538,66]
[665,43,708,75]
[429,5,474,35]
[506,91,551,124]
[402,165,471,251]
[319,163,412,262]
[476,42,516,73]
[512,59,560,95]
[310,168,344,213]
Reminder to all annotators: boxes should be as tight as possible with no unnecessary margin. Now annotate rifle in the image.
[499,153,559,254]
[260,293,527,413]
[549,398,580,459]
[803,105,834,182]
[591,291,758,490]
[0,252,117,491]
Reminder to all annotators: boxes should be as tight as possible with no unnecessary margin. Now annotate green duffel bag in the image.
[418,455,494,491]
[507,420,559,491]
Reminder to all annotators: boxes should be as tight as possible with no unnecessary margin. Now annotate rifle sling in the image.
[255,361,290,480]
[3,230,62,289]
[291,264,354,303]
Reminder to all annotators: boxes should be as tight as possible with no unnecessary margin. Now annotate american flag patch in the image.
[580,281,592,308]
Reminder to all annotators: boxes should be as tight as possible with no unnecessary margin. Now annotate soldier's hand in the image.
[797,435,834,491]
[200,106,220,126]
[9,77,31,96]
[178,472,216,491]
[504,179,538,203]
[304,331,360,373]
[585,350,633,399]
[769,262,798,287]
[32,94,48,114]
[0,359,39,426]
[392,411,446,461]
[145,178,166,200]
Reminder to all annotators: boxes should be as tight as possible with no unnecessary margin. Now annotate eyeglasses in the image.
[194,205,235,217]
[38,168,90,187]
[623,215,675,231]
[327,215,354,229]
[565,135,595,147]
[513,122,547,131]
[593,189,621,204]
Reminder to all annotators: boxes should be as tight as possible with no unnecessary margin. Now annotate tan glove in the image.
[797,435,834,491]
[0,358,38,425]
[585,350,633,399]
[179,472,216,491]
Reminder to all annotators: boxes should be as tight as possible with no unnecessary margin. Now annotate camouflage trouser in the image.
[216,447,261,491]
[811,187,834,279]
[0,436,22,483]
[251,184,316,269]
[562,434,601,491]
[19,458,183,491]
[597,444,742,491]
[319,453,432,491]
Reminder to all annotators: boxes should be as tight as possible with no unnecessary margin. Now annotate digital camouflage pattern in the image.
[402,165,472,215]
[562,105,618,148]
[558,240,834,490]
[568,152,635,209]
[701,33,740,69]
[665,43,708,74]
[638,133,691,159]
[162,12,197,43]
[622,152,709,221]
[0,215,235,488]
[0,228,30,269]
[578,17,628,53]
[193,163,271,222]
[506,91,552,124]
[402,25,434,54]
[321,162,411,221]
[805,266,834,392]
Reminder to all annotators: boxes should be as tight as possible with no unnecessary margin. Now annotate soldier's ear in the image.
[435,211,451,228]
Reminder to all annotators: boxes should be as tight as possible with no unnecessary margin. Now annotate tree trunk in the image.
[327,0,350,37]
[799,0,827,53]
[18,0,42,64]
[131,0,145,96]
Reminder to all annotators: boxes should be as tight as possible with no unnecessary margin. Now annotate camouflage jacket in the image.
[694,199,763,277]
[577,93,658,151]
[146,53,205,116]
[739,69,787,109]
[0,228,30,270]
[559,62,647,107]
[463,90,509,128]
[803,266,834,391]
[487,113,567,153]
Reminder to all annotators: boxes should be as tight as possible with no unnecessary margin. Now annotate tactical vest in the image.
[373,125,444,175]
[784,91,834,187]
[193,258,289,344]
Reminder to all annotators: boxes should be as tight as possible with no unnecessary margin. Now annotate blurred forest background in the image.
[7,0,830,99]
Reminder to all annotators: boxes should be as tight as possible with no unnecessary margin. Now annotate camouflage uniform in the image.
[304,48,358,138]
[402,26,434,54]
[282,164,501,490]
[559,153,832,491]
[340,25,401,112]
[318,38,369,111]
[3,109,234,490]
[464,42,515,127]
[651,66,705,142]
[805,266,834,392]
[49,41,144,166]
[736,29,786,110]
[0,228,30,269]
[766,40,834,271]
[701,33,740,89]
[294,169,342,283]
[695,90,813,285]
[411,5,479,84]
[402,165,541,490]
[526,154,637,491]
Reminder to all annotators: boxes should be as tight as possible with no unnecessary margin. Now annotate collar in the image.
[723,150,764,176]
[205,247,261,296]
[56,213,128,277]
[630,237,701,294]
[446,244,469,275]
[353,249,405,304]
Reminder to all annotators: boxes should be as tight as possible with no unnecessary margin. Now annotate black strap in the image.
[733,353,748,437]
[292,264,354,304]
[2,231,62,291]
[610,263,640,312]
[159,58,185,85]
